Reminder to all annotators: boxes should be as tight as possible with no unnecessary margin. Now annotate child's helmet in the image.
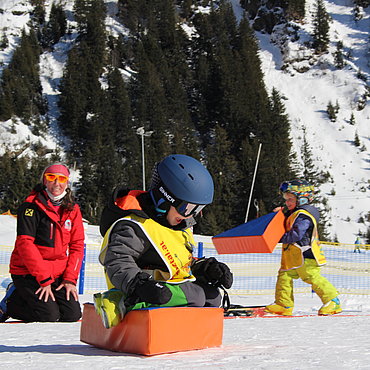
[149,154,214,216]
[279,179,314,206]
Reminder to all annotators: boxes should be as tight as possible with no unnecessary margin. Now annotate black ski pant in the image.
[7,274,81,322]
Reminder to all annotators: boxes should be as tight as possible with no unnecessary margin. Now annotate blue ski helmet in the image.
[279,179,314,206]
[149,154,214,217]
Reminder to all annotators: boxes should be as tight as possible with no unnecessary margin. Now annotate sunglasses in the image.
[175,200,206,217]
[44,173,69,184]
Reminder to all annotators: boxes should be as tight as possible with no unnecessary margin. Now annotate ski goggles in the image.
[44,173,69,184]
[174,201,206,217]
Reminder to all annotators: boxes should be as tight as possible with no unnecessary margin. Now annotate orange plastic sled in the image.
[80,303,224,355]
[212,210,285,254]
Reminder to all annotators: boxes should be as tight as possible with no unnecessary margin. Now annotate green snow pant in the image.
[128,281,221,311]
[275,258,339,308]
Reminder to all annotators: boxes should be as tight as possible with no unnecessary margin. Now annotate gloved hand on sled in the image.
[133,273,172,305]
[192,257,233,289]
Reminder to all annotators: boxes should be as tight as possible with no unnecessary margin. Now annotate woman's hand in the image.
[36,285,55,302]
[273,206,284,212]
[56,281,78,301]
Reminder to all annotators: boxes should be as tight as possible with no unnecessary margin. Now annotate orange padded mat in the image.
[80,303,224,355]
[212,210,285,254]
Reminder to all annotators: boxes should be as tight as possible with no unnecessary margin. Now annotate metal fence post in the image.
[197,242,204,258]
[78,244,86,295]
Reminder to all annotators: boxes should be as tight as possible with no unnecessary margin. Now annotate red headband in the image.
[44,164,70,176]
[43,164,70,184]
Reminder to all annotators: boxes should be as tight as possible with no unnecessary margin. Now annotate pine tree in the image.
[301,128,320,183]
[349,112,356,125]
[299,128,330,240]
[0,29,45,121]
[130,1,194,157]
[312,0,330,53]
[366,226,370,245]
[77,146,102,223]
[334,41,344,69]
[200,125,241,235]
[0,70,14,120]
[31,0,46,25]
[0,152,58,213]
[0,31,9,49]
[76,95,126,223]
[354,131,360,147]
[74,0,106,74]
[130,40,170,164]
[179,0,193,19]
[117,0,145,34]
[0,153,30,213]
[58,0,107,157]
[334,100,340,114]
[255,88,296,213]
[354,0,370,7]
[191,4,270,151]
[106,67,142,188]
[234,15,270,144]
[41,2,67,48]
[327,101,337,121]
[58,46,90,154]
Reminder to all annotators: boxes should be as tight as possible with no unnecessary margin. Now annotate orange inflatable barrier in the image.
[80,303,224,355]
[212,210,285,254]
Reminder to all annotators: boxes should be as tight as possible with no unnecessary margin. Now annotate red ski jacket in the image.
[9,187,85,286]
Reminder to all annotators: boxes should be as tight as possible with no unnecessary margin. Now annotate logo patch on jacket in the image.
[25,208,34,217]
[64,219,72,231]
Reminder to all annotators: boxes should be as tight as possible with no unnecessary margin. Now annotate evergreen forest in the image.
[0,0,330,236]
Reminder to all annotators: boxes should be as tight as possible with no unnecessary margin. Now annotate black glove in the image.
[192,257,233,289]
[134,279,172,305]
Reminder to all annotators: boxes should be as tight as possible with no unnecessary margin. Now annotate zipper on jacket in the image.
[50,223,54,239]
[74,258,80,272]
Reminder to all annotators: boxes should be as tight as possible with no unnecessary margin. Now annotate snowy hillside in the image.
[0,0,369,243]
[251,0,370,243]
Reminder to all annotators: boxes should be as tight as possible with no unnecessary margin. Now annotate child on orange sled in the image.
[94,154,233,328]
[265,179,342,316]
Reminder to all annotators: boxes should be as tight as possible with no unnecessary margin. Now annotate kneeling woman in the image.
[1,163,85,322]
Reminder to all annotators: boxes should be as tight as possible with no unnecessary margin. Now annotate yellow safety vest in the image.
[280,209,326,271]
[99,214,196,289]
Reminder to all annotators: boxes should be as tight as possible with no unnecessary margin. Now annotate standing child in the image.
[353,237,361,253]
[94,154,233,328]
[265,179,341,316]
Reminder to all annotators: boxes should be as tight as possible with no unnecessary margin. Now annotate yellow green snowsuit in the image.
[275,207,338,308]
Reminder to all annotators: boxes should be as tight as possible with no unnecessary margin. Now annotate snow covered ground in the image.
[1,219,370,369]
[1,293,370,369]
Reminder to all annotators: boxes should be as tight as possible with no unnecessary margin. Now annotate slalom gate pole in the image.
[245,142,262,223]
